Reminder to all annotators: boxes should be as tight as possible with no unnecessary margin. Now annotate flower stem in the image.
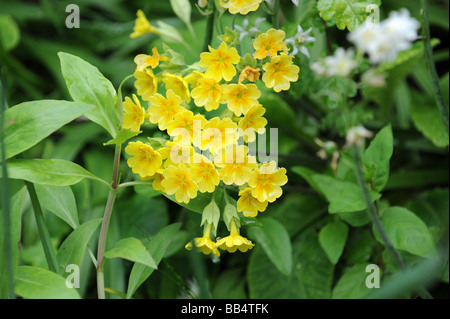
[96,143,121,299]
[202,0,216,52]
[351,145,433,299]
[421,0,449,134]
[272,0,280,29]
[0,78,15,298]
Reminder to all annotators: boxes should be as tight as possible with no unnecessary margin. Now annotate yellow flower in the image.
[184,71,205,89]
[152,173,165,192]
[248,161,288,202]
[262,53,300,92]
[125,141,163,178]
[201,117,238,152]
[148,89,186,131]
[220,0,263,15]
[190,155,220,193]
[159,142,195,167]
[166,110,207,146]
[199,42,240,82]
[214,145,257,186]
[130,9,159,39]
[161,163,198,204]
[134,68,158,101]
[191,77,222,111]
[162,73,191,103]
[237,187,268,217]
[238,66,261,84]
[185,223,220,257]
[216,219,254,253]
[134,47,160,71]
[221,83,261,116]
[253,29,288,60]
[122,94,146,132]
[238,104,267,142]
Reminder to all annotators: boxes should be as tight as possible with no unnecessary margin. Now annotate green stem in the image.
[96,144,121,299]
[272,0,280,29]
[0,77,15,298]
[351,145,433,299]
[421,0,449,134]
[25,181,59,274]
[202,0,216,52]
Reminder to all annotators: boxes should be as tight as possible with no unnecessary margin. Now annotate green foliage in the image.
[317,0,381,31]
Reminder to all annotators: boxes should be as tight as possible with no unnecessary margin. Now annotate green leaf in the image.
[375,206,436,258]
[0,14,20,52]
[103,129,141,146]
[319,221,349,265]
[15,266,81,299]
[35,185,79,229]
[362,124,393,192]
[5,159,110,188]
[126,223,182,299]
[0,187,26,298]
[56,218,102,275]
[104,237,157,269]
[247,217,292,276]
[1,100,94,160]
[410,90,449,148]
[170,0,192,27]
[331,263,378,298]
[311,174,381,214]
[317,0,381,31]
[248,228,333,298]
[58,52,119,138]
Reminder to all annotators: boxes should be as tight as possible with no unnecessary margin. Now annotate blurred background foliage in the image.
[0,0,448,299]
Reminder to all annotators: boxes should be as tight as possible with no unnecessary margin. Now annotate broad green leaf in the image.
[58,52,119,138]
[104,237,157,269]
[375,206,436,258]
[1,100,94,159]
[212,269,247,299]
[0,187,26,298]
[362,124,393,192]
[248,228,334,298]
[56,218,102,275]
[331,263,378,298]
[15,266,81,299]
[35,185,79,229]
[170,0,192,27]
[317,0,381,31]
[5,159,110,188]
[247,217,293,276]
[410,90,449,148]
[319,221,349,265]
[0,14,20,52]
[311,174,381,214]
[103,129,141,146]
[126,223,182,299]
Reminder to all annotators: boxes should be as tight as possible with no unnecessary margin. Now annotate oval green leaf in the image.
[104,237,157,269]
[15,266,81,299]
[1,100,94,160]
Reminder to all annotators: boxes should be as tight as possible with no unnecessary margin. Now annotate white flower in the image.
[198,0,208,8]
[292,0,299,6]
[285,25,316,58]
[345,126,374,148]
[311,48,358,78]
[235,17,266,42]
[348,8,420,64]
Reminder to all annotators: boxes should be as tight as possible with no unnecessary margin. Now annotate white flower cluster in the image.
[310,48,358,78]
[348,8,420,64]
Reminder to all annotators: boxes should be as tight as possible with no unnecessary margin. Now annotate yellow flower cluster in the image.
[125,10,295,256]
